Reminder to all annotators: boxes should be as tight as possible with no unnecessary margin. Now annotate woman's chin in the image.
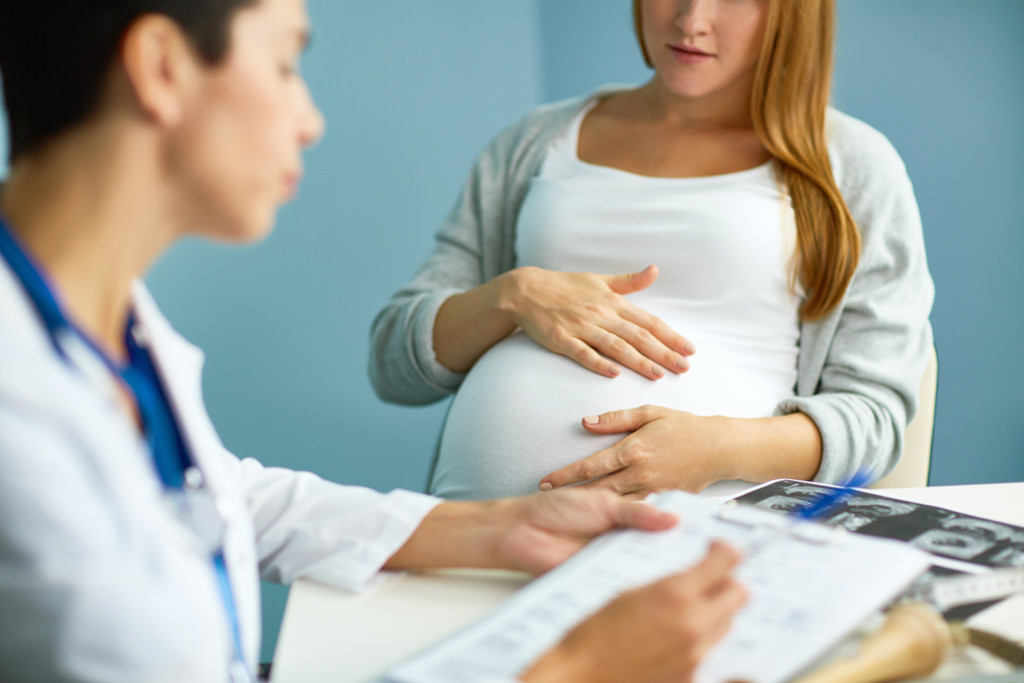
[201,207,278,244]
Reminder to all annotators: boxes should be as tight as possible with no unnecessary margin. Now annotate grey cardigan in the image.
[368,88,934,484]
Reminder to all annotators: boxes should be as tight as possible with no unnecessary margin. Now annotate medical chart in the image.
[386,490,932,683]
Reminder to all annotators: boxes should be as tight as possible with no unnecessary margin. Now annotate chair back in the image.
[872,345,938,488]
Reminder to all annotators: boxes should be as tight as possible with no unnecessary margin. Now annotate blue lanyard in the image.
[0,214,249,680]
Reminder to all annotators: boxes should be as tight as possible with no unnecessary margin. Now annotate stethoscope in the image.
[0,214,252,683]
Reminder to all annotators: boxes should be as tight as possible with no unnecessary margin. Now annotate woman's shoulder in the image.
[825,109,923,258]
[825,108,910,192]
[486,85,635,161]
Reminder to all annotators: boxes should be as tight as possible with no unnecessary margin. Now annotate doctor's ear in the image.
[119,15,205,128]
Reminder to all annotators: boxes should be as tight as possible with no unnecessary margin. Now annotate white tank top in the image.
[431,104,804,500]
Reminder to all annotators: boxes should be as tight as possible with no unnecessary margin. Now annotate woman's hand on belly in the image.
[539,406,732,498]
[508,265,695,380]
[539,407,824,499]
[434,264,695,380]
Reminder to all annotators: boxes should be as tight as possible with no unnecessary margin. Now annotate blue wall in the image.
[2,0,1022,665]
[537,2,649,101]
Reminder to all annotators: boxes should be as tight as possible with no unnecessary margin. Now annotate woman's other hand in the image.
[522,542,747,683]
[539,407,824,499]
[540,406,729,498]
[433,264,696,380]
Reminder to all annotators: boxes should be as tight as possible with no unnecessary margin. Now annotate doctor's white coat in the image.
[0,258,440,682]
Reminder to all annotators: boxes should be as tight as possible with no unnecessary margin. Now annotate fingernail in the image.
[652,365,664,378]
[539,482,553,491]
[583,415,599,425]
[608,365,621,377]
[684,342,697,354]
[677,356,690,370]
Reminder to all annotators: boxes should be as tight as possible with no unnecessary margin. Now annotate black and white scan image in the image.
[736,479,1024,568]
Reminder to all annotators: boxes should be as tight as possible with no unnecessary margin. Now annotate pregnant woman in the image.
[369,0,933,500]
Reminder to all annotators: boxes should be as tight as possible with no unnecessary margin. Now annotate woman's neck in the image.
[639,75,756,130]
[0,126,178,363]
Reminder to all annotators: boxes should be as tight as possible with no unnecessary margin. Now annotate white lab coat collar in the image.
[0,243,60,357]
[130,283,231,496]
[129,282,261,667]
[0,259,231,499]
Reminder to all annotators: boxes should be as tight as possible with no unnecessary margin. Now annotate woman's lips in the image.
[283,172,302,199]
[669,44,714,64]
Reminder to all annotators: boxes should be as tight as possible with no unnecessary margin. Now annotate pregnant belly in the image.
[430,328,797,500]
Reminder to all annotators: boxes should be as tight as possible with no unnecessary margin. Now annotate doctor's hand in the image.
[433,264,695,380]
[540,406,733,499]
[522,542,747,683]
[385,488,677,575]
[494,487,679,574]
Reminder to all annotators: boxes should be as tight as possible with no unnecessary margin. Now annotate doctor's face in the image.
[170,0,324,242]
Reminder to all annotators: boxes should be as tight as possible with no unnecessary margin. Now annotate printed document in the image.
[387,490,932,683]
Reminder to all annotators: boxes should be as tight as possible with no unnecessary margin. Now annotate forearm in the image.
[717,412,822,483]
[432,270,520,373]
[384,499,512,571]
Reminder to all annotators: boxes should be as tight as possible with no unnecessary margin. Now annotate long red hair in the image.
[632,0,859,320]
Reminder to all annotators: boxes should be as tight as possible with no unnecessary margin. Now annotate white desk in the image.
[270,482,1024,683]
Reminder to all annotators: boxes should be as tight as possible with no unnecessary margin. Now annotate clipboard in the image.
[385,490,933,683]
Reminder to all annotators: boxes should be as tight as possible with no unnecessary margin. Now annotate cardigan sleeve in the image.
[366,92,591,407]
[368,93,615,407]
[367,122,523,406]
[776,111,935,484]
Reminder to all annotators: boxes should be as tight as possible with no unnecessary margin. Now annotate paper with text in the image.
[386,491,931,683]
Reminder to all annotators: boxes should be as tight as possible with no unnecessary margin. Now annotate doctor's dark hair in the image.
[0,0,259,164]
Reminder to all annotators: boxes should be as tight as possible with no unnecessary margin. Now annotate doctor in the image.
[0,0,746,681]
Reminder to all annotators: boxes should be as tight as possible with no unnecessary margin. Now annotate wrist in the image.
[447,499,512,569]
[492,267,535,327]
[710,415,746,481]
[711,414,823,483]
[387,500,509,570]
[433,274,523,372]
[486,497,533,570]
